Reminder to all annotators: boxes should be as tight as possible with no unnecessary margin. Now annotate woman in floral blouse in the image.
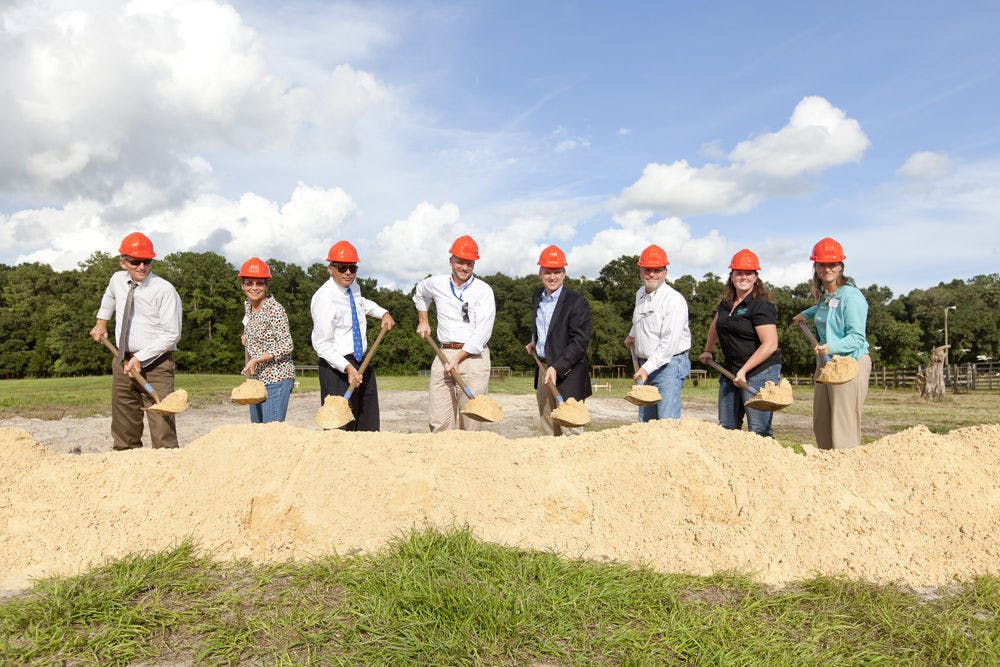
[239,258,296,422]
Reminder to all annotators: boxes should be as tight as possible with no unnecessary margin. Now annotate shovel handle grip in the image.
[530,351,564,403]
[628,345,645,386]
[797,320,833,362]
[424,334,475,398]
[703,357,759,395]
[96,334,162,402]
[344,324,390,399]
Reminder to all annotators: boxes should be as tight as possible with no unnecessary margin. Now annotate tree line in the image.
[1,251,997,379]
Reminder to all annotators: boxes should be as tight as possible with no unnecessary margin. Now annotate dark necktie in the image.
[118,281,137,363]
[347,288,364,360]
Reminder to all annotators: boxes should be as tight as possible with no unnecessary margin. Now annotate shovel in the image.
[97,335,188,415]
[796,320,860,384]
[624,344,661,407]
[531,351,590,427]
[424,335,503,423]
[315,324,389,430]
[702,357,792,411]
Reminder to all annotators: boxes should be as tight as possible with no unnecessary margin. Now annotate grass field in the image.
[1,529,998,665]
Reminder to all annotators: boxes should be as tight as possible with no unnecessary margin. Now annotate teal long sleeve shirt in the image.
[800,284,870,359]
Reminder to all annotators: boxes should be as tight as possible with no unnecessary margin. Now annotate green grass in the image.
[1,528,997,665]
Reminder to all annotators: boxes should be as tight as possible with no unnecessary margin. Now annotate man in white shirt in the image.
[624,244,692,421]
[89,232,182,450]
[413,235,496,432]
[311,240,395,431]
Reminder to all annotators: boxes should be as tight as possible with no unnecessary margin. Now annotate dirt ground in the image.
[0,389,814,454]
[4,391,996,596]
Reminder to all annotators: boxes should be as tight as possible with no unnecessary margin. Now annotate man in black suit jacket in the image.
[525,245,592,436]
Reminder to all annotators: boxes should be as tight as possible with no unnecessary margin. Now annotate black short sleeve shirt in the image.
[716,297,781,374]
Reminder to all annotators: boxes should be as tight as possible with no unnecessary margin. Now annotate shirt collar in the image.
[541,285,562,302]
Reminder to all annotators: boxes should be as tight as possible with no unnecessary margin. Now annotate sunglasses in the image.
[331,263,358,274]
[242,279,268,287]
[462,302,470,323]
[124,257,153,267]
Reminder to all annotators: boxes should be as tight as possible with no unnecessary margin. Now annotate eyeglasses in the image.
[242,280,268,287]
[124,257,152,267]
[462,302,470,323]
[331,263,358,274]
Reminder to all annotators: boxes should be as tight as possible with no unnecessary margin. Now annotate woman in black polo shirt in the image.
[698,249,781,437]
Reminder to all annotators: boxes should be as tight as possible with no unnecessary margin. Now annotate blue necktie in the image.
[347,288,364,361]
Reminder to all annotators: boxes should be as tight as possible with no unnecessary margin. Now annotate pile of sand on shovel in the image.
[230,379,267,405]
[817,356,860,384]
[551,398,590,427]
[462,395,504,422]
[315,395,356,430]
[745,378,793,411]
[149,388,189,413]
[626,384,661,405]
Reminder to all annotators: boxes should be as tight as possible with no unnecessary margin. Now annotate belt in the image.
[440,342,465,350]
[638,350,689,365]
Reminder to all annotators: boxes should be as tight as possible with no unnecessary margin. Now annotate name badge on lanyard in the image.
[828,298,840,308]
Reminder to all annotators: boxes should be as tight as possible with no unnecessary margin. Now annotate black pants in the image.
[318,355,380,431]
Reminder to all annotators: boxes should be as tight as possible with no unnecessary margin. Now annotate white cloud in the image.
[617,96,870,216]
[0,0,392,202]
[618,161,761,216]
[374,201,464,284]
[567,211,730,279]
[896,151,953,181]
[729,96,870,177]
[8,184,358,269]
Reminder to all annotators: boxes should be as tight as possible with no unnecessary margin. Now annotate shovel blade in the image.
[316,396,356,430]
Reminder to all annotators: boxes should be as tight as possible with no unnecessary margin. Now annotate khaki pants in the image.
[535,382,584,436]
[111,354,178,450]
[428,348,490,432]
[813,354,872,450]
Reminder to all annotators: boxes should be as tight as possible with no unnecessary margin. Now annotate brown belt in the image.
[440,342,464,350]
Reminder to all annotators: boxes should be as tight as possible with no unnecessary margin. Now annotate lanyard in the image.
[449,275,474,302]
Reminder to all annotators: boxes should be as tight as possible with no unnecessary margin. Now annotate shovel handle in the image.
[530,351,564,403]
[344,324,389,400]
[424,335,476,400]
[97,334,162,403]
[797,320,833,362]
[703,357,759,395]
[628,344,646,386]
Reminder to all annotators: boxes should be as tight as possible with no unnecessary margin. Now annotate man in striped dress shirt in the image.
[89,232,183,450]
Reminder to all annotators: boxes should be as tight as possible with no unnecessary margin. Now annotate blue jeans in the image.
[639,353,691,422]
[249,378,293,423]
[717,363,781,437]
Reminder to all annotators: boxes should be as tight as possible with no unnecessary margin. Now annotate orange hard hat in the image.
[118,232,156,259]
[449,235,480,260]
[729,249,761,271]
[637,244,669,268]
[810,237,846,263]
[239,257,272,279]
[537,244,567,268]
[326,240,360,263]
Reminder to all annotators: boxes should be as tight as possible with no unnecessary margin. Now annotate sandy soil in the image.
[5,391,996,597]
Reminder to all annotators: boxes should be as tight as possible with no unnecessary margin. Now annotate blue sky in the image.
[1,1,998,293]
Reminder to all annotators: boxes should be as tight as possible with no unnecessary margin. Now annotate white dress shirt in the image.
[629,283,691,374]
[96,271,182,366]
[311,278,387,372]
[412,274,495,355]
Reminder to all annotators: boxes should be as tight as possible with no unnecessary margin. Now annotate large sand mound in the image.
[2,420,998,590]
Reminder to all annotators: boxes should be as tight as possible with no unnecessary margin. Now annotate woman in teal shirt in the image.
[792,238,871,449]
